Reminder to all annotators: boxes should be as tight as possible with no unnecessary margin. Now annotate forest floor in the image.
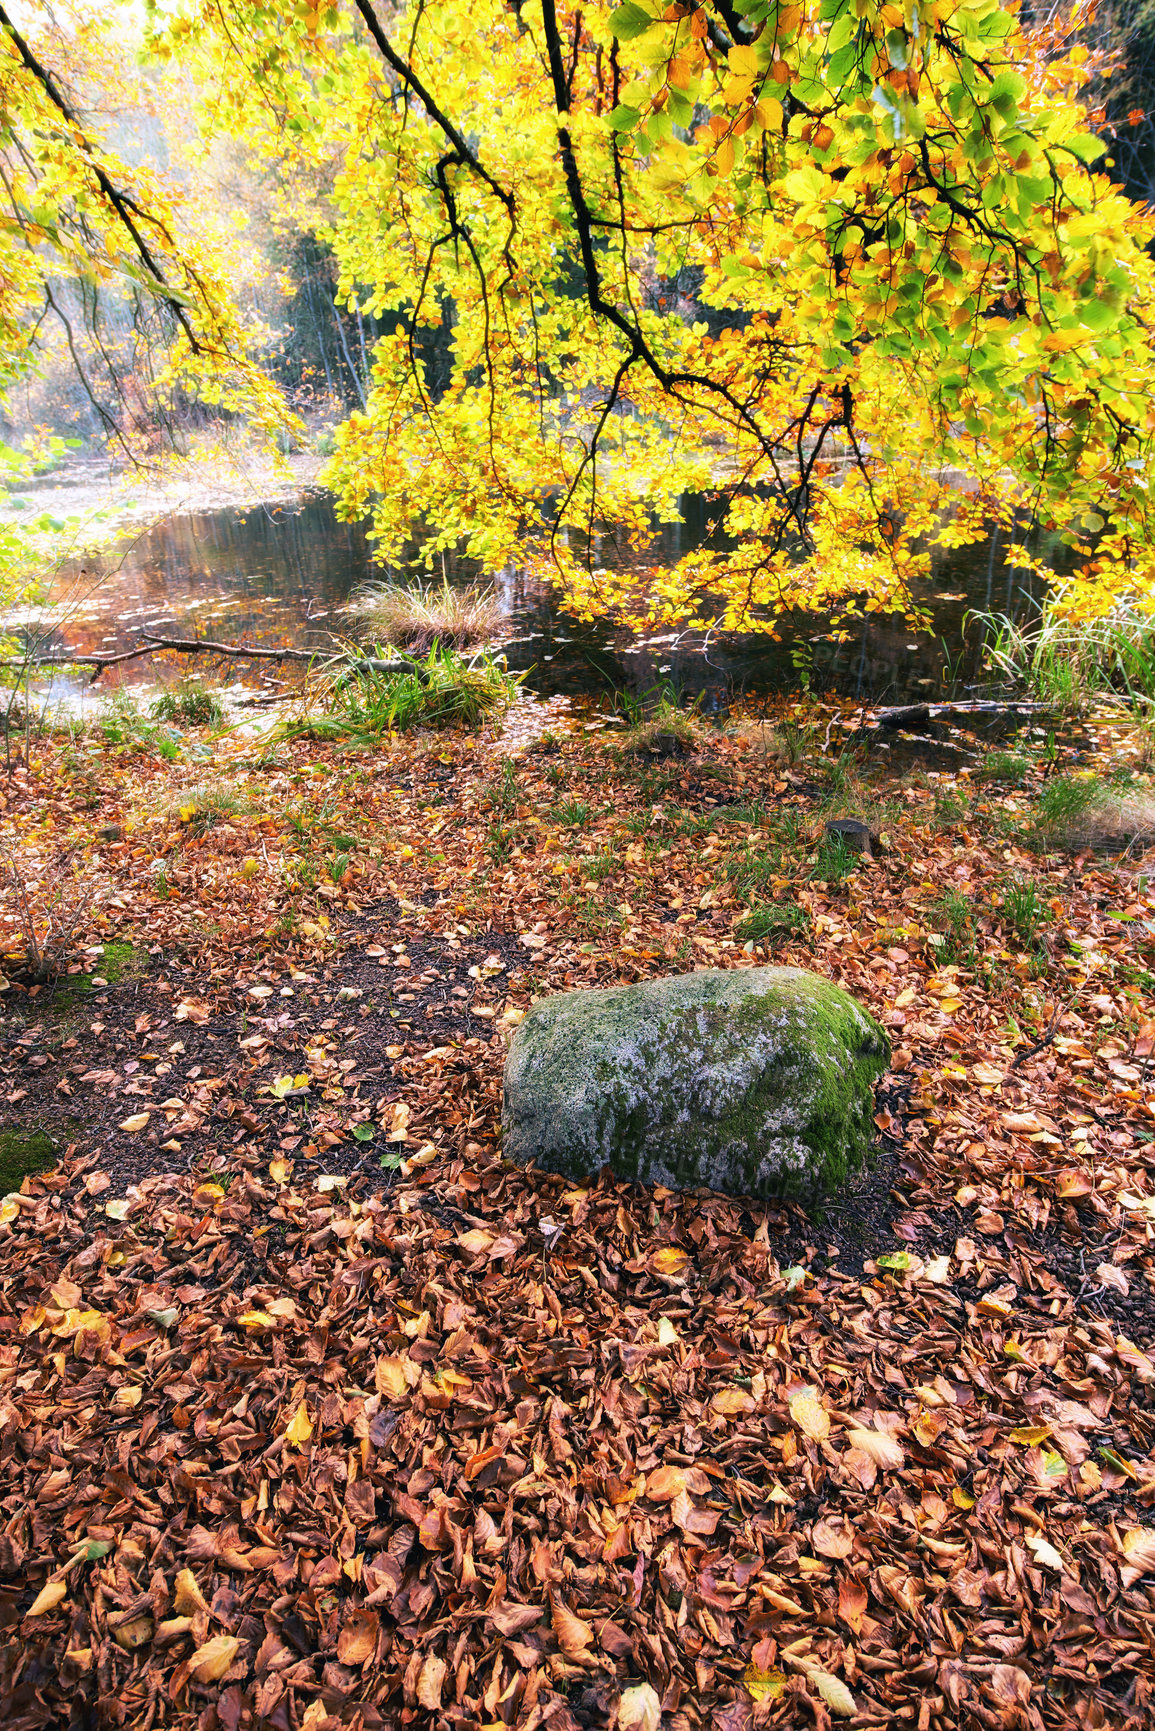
[0,695,1153,1731]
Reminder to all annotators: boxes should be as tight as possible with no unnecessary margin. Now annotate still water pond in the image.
[43,492,1039,708]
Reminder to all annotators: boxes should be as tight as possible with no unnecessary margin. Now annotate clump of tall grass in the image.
[282,644,520,742]
[622,697,699,758]
[1028,772,1155,854]
[166,780,262,835]
[976,597,1155,712]
[348,578,502,652]
[150,679,226,728]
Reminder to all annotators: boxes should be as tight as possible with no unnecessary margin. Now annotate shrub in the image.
[350,578,502,652]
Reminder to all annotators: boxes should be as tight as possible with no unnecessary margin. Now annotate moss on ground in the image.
[0,1127,57,1191]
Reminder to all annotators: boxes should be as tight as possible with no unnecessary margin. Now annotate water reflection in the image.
[38,492,1044,706]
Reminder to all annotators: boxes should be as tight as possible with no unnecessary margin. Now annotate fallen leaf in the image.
[790,1388,831,1441]
[117,1113,150,1133]
[416,1651,446,1709]
[644,1465,687,1502]
[810,1668,857,1718]
[845,1427,904,1469]
[26,1579,68,1618]
[551,1596,593,1659]
[619,1680,663,1728]
[1009,1424,1052,1446]
[173,1569,210,1616]
[188,1635,239,1684]
[284,1400,314,1447]
[1025,1532,1065,1572]
[812,1517,854,1559]
[743,1664,786,1704]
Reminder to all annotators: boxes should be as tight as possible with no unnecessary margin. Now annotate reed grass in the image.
[282,644,520,742]
[976,597,1155,711]
[349,578,502,652]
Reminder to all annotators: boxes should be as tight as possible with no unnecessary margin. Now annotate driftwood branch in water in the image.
[863,700,1049,733]
[0,634,423,685]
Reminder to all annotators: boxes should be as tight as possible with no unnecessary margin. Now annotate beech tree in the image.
[6,1,1155,632]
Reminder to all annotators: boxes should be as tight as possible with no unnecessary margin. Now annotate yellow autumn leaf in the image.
[845,1427,905,1469]
[809,1668,857,1718]
[0,1195,20,1226]
[26,1578,68,1617]
[237,1310,277,1330]
[375,1355,413,1398]
[743,1663,786,1703]
[284,1400,314,1447]
[652,1245,690,1276]
[1009,1424,1052,1446]
[1025,1532,1065,1572]
[174,1569,211,1615]
[789,1388,830,1441]
[712,1385,756,1415]
[188,1634,239,1683]
[269,1159,292,1184]
[113,1385,142,1409]
[118,1112,150,1133]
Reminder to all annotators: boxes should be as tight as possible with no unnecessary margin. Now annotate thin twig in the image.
[1011,1000,1066,1070]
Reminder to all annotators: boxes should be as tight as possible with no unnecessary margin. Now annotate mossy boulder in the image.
[502,965,889,1202]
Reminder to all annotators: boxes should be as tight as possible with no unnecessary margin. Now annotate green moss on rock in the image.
[502,965,889,1203]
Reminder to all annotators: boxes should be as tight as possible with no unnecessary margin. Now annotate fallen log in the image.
[860,699,1049,733]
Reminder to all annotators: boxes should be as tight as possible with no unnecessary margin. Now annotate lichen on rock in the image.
[502,965,889,1202]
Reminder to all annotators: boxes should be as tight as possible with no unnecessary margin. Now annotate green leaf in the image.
[379,1148,404,1171]
[608,104,640,132]
[609,2,654,40]
[1066,130,1106,164]
[876,1251,915,1272]
[353,1123,376,1142]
